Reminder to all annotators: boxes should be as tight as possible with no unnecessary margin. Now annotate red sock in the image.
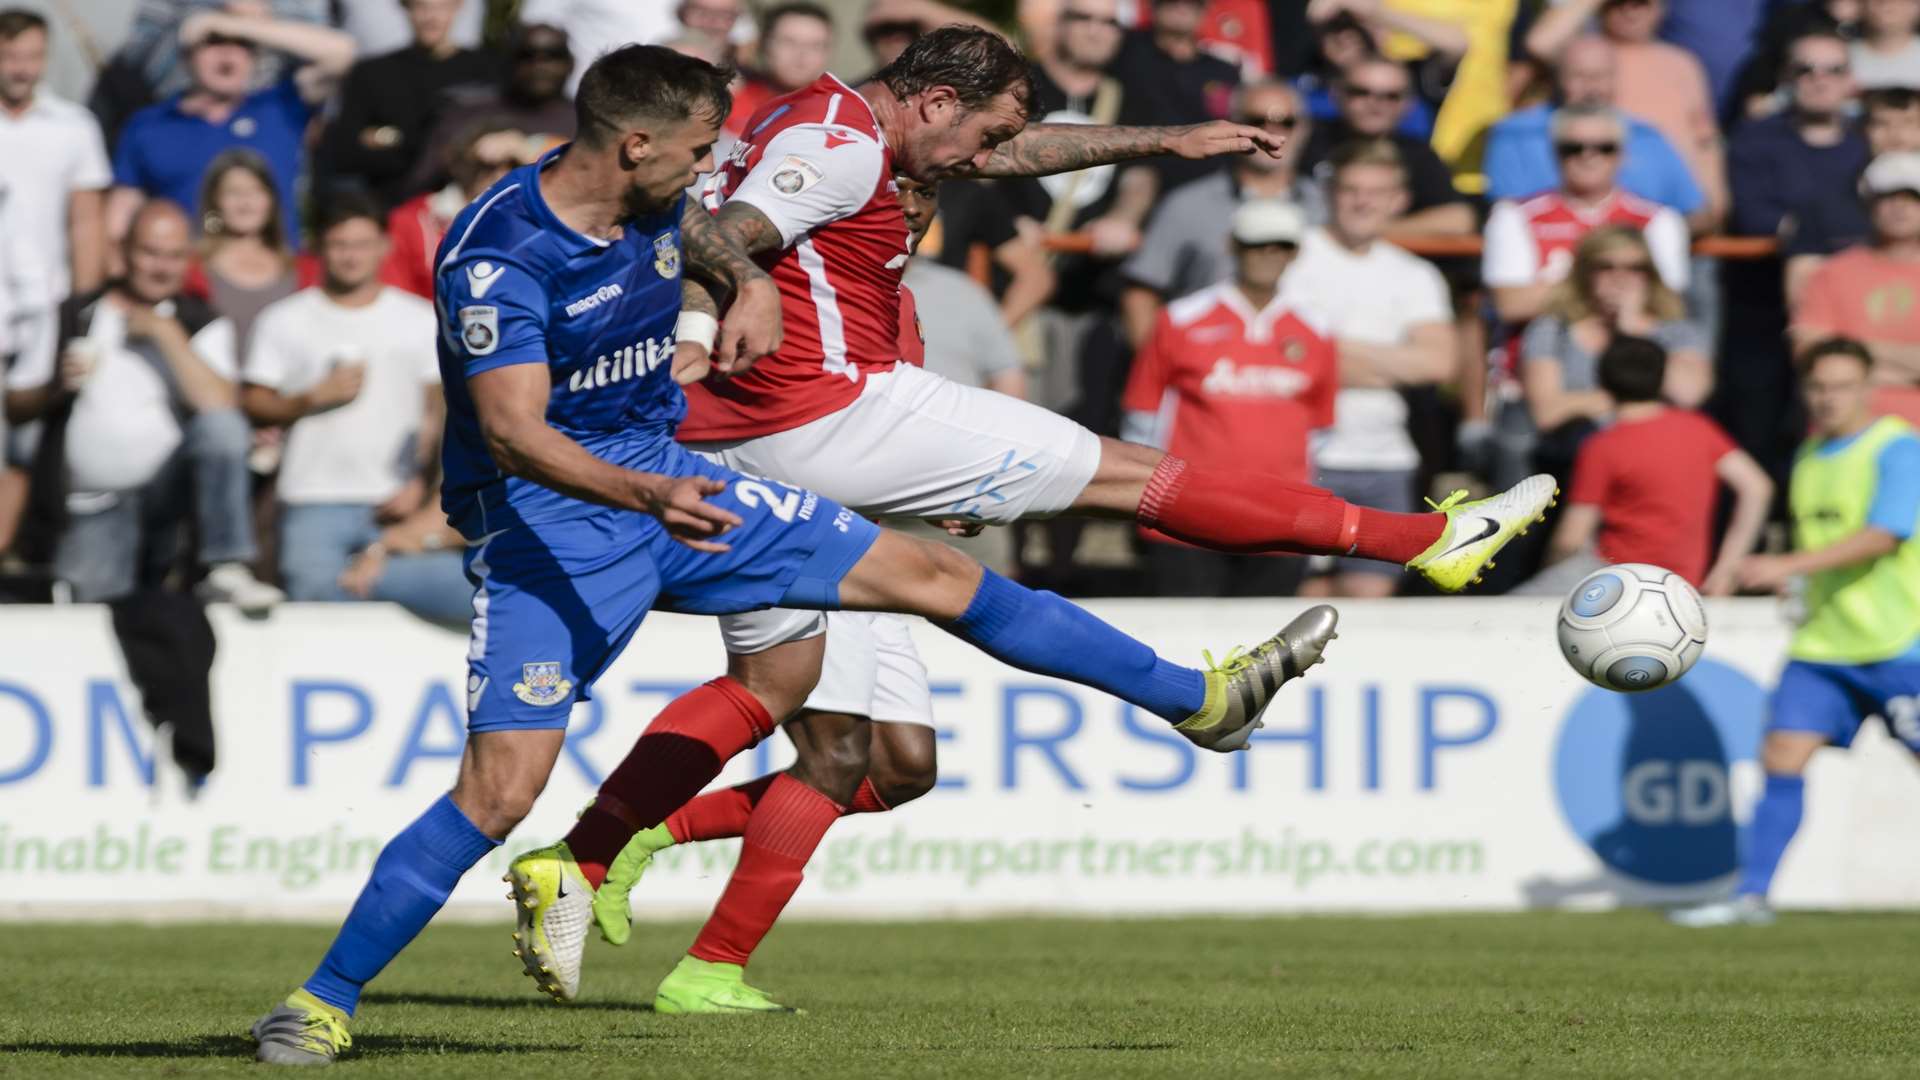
[666,775,778,843]
[688,774,844,966]
[1139,455,1443,563]
[565,677,773,888]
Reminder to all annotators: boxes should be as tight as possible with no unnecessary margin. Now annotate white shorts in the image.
[692,363,1102,526]
[719,608,934,725]
[702,364,1102,726]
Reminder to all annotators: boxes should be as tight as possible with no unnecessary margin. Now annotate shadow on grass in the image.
[1046,1041,1180,1052]
[361,991,654,1013]
[2,1033,578,1059]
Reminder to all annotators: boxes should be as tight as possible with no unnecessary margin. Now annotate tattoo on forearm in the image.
[681,277,719,319]
[967,124,1190,178]
[679,199,779,296]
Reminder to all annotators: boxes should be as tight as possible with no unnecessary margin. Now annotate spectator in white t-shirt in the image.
[15,200,280,611]
[241,197,465,622]
[0,8,114,554]
[1852,0,1920,89]
[1280,139,1455,599]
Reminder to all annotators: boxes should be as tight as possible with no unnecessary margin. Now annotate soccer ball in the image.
[1557,563,1707,692]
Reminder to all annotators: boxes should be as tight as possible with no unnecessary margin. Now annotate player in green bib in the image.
[1673,338,1920,927]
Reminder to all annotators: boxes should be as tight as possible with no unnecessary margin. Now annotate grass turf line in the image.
[0,912,1916,1078]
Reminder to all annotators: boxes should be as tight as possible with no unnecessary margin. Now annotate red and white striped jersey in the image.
[679,73,911,442]
[1481,189,1690,290]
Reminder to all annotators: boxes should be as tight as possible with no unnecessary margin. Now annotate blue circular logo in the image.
[1553,658,1765,884]
[1571,572,1626,618]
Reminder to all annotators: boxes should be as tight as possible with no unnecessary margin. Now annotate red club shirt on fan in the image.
[1482,188,1690,292]
[679,73,911,442]
[1567,407,1738,586]
[1122,282,1337,484]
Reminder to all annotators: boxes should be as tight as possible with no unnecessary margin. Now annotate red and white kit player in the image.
[527,27,1557,1013]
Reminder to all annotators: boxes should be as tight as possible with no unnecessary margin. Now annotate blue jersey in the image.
[435,149,690,537]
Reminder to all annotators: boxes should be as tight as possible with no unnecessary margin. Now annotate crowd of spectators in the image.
[10,0,1920,622]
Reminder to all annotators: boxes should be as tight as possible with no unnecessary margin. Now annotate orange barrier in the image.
[1036,232,1779,259]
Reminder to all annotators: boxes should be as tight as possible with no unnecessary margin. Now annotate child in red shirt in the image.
[1537,336,1773,593]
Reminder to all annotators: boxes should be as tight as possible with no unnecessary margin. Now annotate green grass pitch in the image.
[3,912,1916,1078]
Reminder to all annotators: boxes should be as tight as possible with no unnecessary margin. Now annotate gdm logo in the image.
[1552,659,1765,885]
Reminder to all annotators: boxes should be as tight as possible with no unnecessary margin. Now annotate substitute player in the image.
[1671,337,1920,927]
[511,26,1556,1013]
[247,46,1338,1065]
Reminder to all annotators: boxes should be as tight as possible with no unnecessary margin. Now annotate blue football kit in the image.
[435,151,880,732]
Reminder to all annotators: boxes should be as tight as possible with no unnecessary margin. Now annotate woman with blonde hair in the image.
[1521,224,1712,441]
[185,149,317,362]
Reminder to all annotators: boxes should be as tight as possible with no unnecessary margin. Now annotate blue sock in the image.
[303,794,499,1015]
[940,570,1204,722]
[1735,773,1805,899]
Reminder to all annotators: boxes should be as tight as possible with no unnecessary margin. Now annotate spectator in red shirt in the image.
[1528,336,1774,596]
[380,124,538,299]
[1122,199,1336,597]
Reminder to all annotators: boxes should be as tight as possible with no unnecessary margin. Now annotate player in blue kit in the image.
[247,45,1338,1065]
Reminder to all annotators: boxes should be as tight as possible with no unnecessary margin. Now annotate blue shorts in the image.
[1769,659,1920,752]
[462,451,880,732]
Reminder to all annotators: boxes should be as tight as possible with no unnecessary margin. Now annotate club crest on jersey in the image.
[459,305,498,356]
[513,662,572,707]
[653,233,680,278]
[770,155,824,196]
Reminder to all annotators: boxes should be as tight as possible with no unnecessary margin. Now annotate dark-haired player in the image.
[520,26,1554,1015]
[247,44,1334,1064]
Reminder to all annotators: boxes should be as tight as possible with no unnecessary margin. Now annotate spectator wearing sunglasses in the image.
[1485,36,1707,224]
[380,124,541,301]
[1730,31,1871,250]
[1527,0,1724,221]
[1852,0,1920,88]
[398,22,576,199]
[1297,57,1473,235]
[1119,80,1327,347]
[318,0,497,209]
[1484,103,1690,328]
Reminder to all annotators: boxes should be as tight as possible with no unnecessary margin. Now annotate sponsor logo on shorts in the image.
[564,282,624,317]
[512,662,572,707]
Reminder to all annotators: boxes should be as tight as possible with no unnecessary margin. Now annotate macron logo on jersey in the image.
[564,283,625,318]
[567,334,676,393]
[823,131,857,150]
[466,260,507,299]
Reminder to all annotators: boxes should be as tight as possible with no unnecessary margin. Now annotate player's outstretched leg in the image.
[252,730,556,1064]
[838,533,1340,750]
[1084,440,1556,592]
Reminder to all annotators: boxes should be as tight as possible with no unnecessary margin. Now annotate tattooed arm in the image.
[679,198,787,373]
[961,120,1286,179]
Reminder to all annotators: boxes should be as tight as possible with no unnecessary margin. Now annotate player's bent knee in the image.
[869,726,937,807]
[726,635,827,721]
[842,531,985,620]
